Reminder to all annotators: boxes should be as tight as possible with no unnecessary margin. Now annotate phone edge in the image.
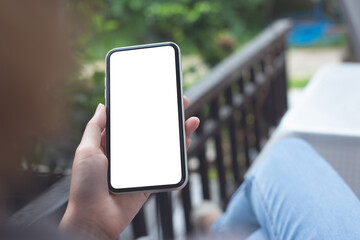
[105,42,188,194]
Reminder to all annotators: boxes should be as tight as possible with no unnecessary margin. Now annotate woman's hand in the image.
[59,97,199,240]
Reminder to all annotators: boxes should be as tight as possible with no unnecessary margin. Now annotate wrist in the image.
[59,205,112,240]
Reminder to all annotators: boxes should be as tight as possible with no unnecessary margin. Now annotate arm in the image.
[59,97,199,240]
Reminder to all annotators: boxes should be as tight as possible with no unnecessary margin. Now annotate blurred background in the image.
[0,0,350,229]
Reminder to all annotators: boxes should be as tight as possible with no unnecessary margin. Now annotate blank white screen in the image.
[109,45,183,189]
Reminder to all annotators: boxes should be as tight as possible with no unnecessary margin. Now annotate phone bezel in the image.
[105,42,187,193]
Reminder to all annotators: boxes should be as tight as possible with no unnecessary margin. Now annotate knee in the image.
[256,138,324,175]
[273,138,313,153]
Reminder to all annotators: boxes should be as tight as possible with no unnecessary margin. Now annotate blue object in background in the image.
[288,21,332,46]
[287,1,342,47]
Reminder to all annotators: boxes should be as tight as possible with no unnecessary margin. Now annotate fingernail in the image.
[95,104,102,115]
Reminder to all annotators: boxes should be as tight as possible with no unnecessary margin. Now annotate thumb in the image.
[79,104,106,148]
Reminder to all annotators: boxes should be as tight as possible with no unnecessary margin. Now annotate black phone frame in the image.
[105,42,187,193]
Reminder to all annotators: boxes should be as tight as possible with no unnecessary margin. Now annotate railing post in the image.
[268,49,278,127]
[250,66,261,152]
[238,76,251,168]
[197,110,210,200]
[262,56,274,133]
[156,192,174,239]
[132,208,147,239]
[280,40,288,115]
[210,98,227,204]
[225,87,241,184]
[259,58,271,139]
[181,183,193,233]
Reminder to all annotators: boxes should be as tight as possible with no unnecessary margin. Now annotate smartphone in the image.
[105,42,187,193]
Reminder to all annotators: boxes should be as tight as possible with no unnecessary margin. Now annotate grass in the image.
[288,76,311,89]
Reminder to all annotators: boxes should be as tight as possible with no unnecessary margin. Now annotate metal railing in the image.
[9,19,292,240]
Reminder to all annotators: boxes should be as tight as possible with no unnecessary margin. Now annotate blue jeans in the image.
[211,138,360,239]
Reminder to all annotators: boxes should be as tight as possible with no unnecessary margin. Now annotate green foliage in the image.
[77,0,266,66]
[64,0,268,151]
[68,70,106,131]
[32,0,340,173]
[52,0,268,172]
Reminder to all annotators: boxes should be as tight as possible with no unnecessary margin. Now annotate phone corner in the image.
[108,184,116,193]
[107,172,117,193]
[105,48,118,62]
[173,171,189,191]
[165,42,180,53]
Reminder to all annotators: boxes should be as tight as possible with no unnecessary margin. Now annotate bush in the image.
[77,0,267,66]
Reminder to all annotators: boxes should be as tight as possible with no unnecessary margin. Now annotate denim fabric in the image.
[211,138,360,239]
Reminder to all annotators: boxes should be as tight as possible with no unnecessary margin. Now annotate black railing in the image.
[9,19,292,240]
[155,19,292,239]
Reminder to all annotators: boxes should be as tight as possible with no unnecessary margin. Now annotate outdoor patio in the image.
[5,0,360,239]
